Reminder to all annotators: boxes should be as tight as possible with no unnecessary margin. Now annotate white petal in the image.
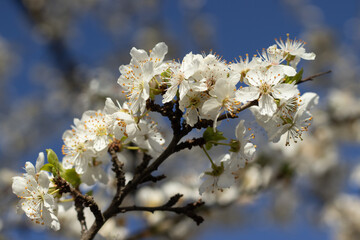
[266,66,287,85]
[179,81,190,100]
[148,137,164,153]
[272,83,299,100]
[43,194,55,209]
[201,98,221,119]
[246,68,265,86]
[74,155,88,174]
[301,92,319,110]
[235,120,246,140]
[162,85,178,103]
[62,155,74,169]
[282,65,297,77]
[184,108,198,127]
[12,176,29,197]
[38,171,50,192]
[126,124,139,139]
[243,142,256,161]
[35,152,45,173]
[42,201,60,231]
[235,86,260,102]
[300,52,316,60]
[142,61,154,82]
[199,176,213,195]
[268,124,288,143]
[212,78,234,99]
[217,173,234,188]
[150,42,168,62]
[130,47,148,62]
[94,137,108,152]
[104,98,118,114]
[259,94,277,116]
[25,162,36,176]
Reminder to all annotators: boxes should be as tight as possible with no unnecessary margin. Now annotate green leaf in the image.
[284,68,303,84]
[40,163,54,173]
[62,169,81,188]
[85,190,93,196]
[46,149,64,176]
[203,127,227,150]
[204,162,224,177]
[229,140,240,153]
[161,68,171,79]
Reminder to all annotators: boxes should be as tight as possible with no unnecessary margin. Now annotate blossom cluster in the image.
[12,35,318,231]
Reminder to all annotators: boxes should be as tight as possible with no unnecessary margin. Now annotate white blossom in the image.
[199,154,234,194]
[275,34,316,67]
[118,42,168,113]
[12,155,60,230]
[229,120,256,169]
[237,66,299,116]
[162,52,203,103]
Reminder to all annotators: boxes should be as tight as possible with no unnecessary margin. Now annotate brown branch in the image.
[108,140,126,200]
[74,199,87,234]
[134,153,152,175]
[139,174,166,184]
[119,196,205,225]
[298,70,332,84]
[175,137,206,152]
[54,177,105,229]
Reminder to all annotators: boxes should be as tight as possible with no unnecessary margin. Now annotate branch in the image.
[54,177,104,228]
[108,140,126,200]
[74,199,87,234]
[146,99,182,133]
[175,137,206,152]
[298,70,332,84]
[134,153,152,175]
[139,174,166,184]
[119,195,205,225]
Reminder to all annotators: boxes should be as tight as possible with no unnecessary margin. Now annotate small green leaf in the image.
[203,127,227,150]
[229,140,240,153]
[46,149,64,176]
[85,190,93,196]
[205,162,224,177]
[62,169,81,188]
[40,163,54,173]
[284,68,303,84]
[161,68,171,79]
[205,142,213,150]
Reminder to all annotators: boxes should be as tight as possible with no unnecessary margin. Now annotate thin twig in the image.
[119,197,205,225]
[175,137,206,152]
[108,140,126,200]
[298,70,332,84]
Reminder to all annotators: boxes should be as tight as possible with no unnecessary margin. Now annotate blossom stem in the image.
[49,189,60,195]
[138,110,150,120]
[152,76,161,87]
[59,198,74,203]
[125,146,140,150]
[201,146,216,167]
